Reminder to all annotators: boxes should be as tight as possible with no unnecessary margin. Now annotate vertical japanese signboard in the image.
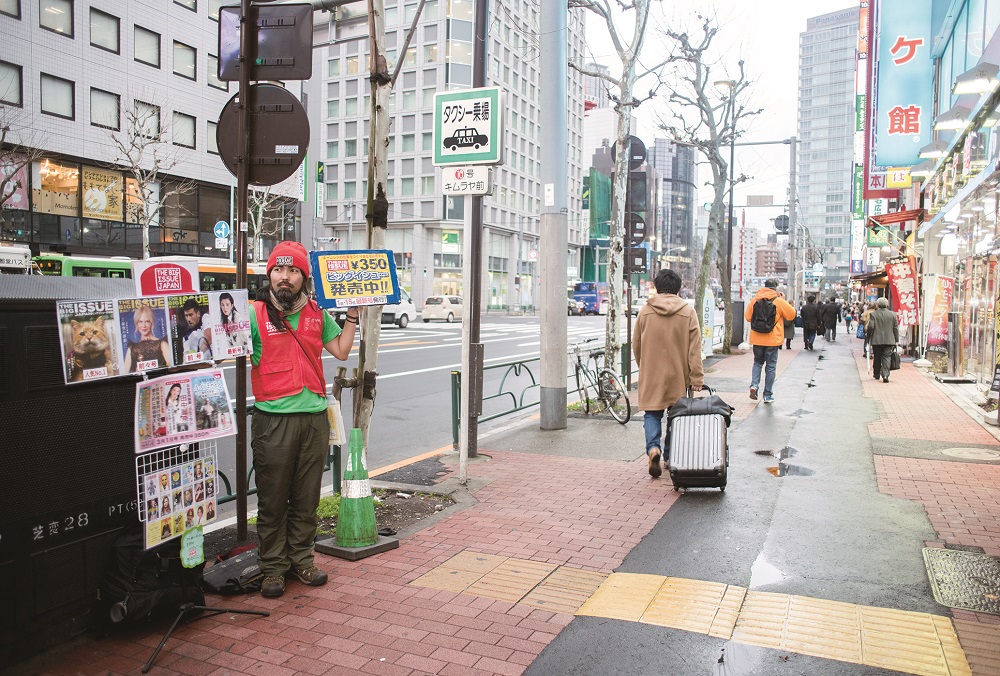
[872,0,933,169]
[885,256,919,327]
[925,275,954,354]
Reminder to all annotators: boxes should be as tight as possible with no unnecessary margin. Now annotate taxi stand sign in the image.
[442,166,492,195]
[310,250,401,309]
[433,87,504,166]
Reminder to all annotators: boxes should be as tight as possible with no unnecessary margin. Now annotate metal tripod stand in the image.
[141,602,269,673]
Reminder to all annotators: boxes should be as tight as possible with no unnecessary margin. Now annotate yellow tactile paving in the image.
[409,553,972,676]
[575,573,665,622]
[639,577,746,639]
[520,567,607,614]
[466,558,558,603]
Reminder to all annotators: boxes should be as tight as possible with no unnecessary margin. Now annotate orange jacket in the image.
[744,288,797,346]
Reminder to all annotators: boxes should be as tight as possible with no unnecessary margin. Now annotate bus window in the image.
[73,266,113,277]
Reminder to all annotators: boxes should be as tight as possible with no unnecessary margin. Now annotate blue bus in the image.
[572,281,609,315]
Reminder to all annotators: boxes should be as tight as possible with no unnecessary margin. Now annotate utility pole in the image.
[787,136,798,302]
[538,1,568,429]
[347,200,354,249]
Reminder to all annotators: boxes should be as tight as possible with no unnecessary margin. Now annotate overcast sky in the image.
[583,0,859,235]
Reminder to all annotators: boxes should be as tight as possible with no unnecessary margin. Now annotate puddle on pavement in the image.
[754,446,797,460]
[766,464,815,477]
[713,641,774,675]
[749,552,787,588]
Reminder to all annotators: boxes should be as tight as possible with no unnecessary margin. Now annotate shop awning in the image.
[868,208,924,228]
[850,268,887,286]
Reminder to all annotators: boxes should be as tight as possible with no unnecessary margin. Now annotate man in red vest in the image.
[251,241,358,598]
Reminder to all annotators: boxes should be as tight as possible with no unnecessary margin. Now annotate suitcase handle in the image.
[686,385,715,398]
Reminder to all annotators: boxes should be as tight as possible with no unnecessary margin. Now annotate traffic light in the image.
[775,215,790,235]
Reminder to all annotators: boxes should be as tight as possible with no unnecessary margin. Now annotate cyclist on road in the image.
[633,269,704,479]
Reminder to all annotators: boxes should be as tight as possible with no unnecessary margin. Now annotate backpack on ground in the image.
[750,297,777,333]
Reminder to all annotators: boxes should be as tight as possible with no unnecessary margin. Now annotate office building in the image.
[797,7,859,287]
[648,138,696,280]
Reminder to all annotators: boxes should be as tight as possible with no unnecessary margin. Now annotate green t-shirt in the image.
[249,303,341,414]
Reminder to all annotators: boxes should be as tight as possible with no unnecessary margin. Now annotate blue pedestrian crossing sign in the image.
[214,221,231,239]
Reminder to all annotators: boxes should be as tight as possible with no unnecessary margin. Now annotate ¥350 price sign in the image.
[433,87,504,166]
[309,250,402,309]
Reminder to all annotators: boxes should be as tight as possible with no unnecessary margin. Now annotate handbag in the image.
[856,323,865,339]
[890,347,901,371]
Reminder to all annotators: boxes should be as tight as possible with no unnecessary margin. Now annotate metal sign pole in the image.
[234,0,252,541]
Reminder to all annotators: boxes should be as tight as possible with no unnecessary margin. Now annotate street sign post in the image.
[213,221,231,239]
[441,166,492,195]
[218,4,313,81]
[433,87,503,166]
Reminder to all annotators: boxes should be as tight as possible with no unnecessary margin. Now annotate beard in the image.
[273,285,298,309]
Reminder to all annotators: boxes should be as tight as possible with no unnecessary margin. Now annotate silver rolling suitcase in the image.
[666,386,733,492]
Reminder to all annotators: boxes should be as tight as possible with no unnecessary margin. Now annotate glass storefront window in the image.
[33,159,79,216]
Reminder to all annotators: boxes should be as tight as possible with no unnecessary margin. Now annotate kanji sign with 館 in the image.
[885,256,918,328]
[433,87,503,166]
[310,250,401,309]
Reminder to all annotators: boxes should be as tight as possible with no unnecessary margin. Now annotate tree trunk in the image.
[606,71,635,373]
[354,0,391,460]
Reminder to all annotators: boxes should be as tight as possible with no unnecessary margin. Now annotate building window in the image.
[422,132,432,151]
[207,54,227,90]
[402,90,416,109]
[207,121,218,154]
[402,134,415,152]
[0,0,20,19]
[134,100,160,138]
[327,100,340,118]
[344,181,356,199]
[42,0,76,36]
[346,56,359,74]
[174,0,195,11]
[328,58,340,77]
[88,8,119,53]
[401,177,414,196]
[345,97,357,116]
[40,73,74,119]
[90,88,119,129]
[208,0,222,20]
[421,176,434,194]
[344,139,357,157]
[173,41,196,80]
[326,140,338,158]
[134,26,160,67]
[0,60,22,106]
[172,112,195,148]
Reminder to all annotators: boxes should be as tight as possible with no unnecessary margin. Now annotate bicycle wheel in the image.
[597,369,631,424]
[574,364,593,415]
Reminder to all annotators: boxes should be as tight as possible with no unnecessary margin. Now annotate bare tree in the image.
[248,186,295,261]
[569,0,668,372]
[107,99,197,259]
[0,107,44,238]
[657,15,760,352]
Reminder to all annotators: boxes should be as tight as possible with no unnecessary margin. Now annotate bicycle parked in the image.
[570,338,631,424]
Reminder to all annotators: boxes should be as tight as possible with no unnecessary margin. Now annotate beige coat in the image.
[633,294,705,411]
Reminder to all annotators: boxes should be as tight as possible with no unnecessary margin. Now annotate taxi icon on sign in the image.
[443,128,488,151]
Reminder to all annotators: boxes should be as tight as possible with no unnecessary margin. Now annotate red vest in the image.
[250,300,327,402]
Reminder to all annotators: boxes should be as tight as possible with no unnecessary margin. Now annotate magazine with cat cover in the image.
[135,369,234,453]
[167,293,214,365]
[207,289,251,359]
[57,299,123,384]
[118,297,173,374]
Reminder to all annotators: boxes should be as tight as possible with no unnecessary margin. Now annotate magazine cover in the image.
[135,369,234,453]
[141,454,218,549]
[56,299,122,384]
[208,290,251,359]
[118,297,172,374]
[167,293,214,365]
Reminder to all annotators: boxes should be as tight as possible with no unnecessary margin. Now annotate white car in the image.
[422,295,464,322]
[330,288,417,328]
[631,297,647,316]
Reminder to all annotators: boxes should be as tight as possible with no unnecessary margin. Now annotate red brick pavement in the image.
[853,345,1000,670]
[29,452,677,676]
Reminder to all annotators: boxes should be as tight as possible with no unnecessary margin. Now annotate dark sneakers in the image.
[749,387,758,400]
[289,565,328,587]
[648,449,662,478]
[261,575,285,598]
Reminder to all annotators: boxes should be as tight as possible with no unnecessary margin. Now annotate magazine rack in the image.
[142,602,268,673]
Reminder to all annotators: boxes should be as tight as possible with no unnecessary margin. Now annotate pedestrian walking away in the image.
[868,297,899,383]
[745,279,796,404]
[249,241,359,599]
[783,315,795,350]
[860,301,876,357]
[799,295,821,350]
[821,296,842,341]
[633,269,704,478]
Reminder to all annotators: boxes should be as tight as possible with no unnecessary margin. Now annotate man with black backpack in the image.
[744,279,796,404]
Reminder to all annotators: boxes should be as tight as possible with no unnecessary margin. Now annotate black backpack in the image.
[750,297,777,333]
[92,529,205,632]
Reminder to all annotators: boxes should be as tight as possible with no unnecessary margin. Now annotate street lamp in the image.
[715,79,737,300]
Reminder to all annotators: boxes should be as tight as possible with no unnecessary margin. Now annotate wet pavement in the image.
[8,334,1000,676]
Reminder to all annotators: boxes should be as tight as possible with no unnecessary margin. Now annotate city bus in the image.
[34,253,269,294]
[572,281,610,315]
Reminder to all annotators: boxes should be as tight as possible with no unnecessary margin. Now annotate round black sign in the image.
[626,213,647,247]
[611,135,647,171]
[217,83,310,187]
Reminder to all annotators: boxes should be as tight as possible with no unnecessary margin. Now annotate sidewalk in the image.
[12,337,1000,676]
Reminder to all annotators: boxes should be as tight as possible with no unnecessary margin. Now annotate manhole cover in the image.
[940,447,1000,460]
[923,548,1000,615]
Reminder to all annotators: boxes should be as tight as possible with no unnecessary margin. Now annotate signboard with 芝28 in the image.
[309,250,402,309]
